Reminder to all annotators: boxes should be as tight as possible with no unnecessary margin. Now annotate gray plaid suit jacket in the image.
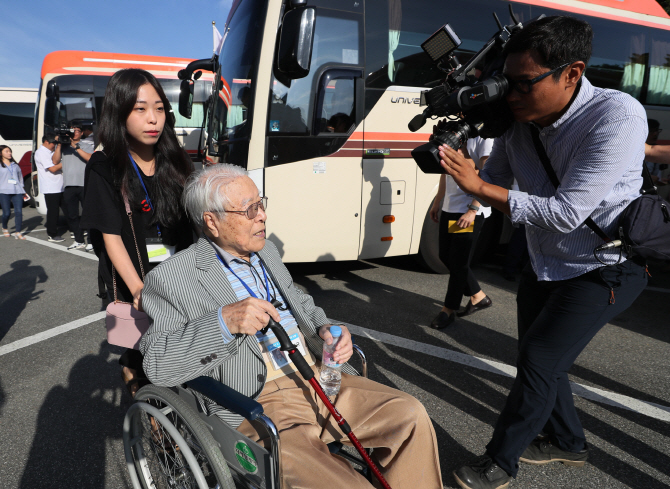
[140,237,356,427]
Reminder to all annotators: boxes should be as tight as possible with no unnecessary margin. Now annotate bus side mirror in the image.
[179,79,194,119]
[45,79,61,126]
[46,80,59,99]
[277,7,316,79]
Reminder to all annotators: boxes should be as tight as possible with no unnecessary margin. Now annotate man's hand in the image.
[220,298,281,336]
[439,144,482,195]
[456,209,476,229]
[319,324,353,364]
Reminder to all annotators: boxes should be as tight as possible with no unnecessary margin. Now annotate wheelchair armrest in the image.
[185,376,264,421]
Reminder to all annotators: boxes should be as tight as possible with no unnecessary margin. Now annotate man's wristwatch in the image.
[467,204,480,212]
[74,143,81,150]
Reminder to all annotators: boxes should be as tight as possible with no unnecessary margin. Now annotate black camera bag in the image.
[531,126,670,262]
[616,193,670,262]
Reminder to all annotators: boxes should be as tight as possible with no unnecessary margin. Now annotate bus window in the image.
[365,0,501,89]
[44,75,97,136]
[317,78,355,134]
[645,35,670,105]
[268,9,362,135]
[0,102,34,141]
[208,0,267,166]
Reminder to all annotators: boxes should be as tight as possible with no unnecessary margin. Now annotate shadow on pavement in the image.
[288,257,669,489]
[19,341,131,489]
[0,260,47,343]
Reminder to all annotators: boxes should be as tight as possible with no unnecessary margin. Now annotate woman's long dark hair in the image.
[97,69,193,227]
[0,145,16,168]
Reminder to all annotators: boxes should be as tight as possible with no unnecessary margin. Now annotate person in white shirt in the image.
[428,136,493,329]
[34,133,66,242]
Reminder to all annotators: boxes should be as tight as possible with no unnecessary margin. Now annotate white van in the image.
[0,87,38,205]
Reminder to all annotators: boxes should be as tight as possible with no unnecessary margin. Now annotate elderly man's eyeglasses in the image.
[506,62,571,95]
[221,196,268,219]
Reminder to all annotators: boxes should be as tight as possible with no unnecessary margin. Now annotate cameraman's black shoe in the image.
[453,456,511,489]
[520,439,588,466]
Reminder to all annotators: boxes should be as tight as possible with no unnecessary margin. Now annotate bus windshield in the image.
[208,0,268,165]
[43,74,209,146]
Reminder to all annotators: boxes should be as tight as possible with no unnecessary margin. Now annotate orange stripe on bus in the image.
[362,132,430,142]
[512,0,670,30]
[41,50,196,79]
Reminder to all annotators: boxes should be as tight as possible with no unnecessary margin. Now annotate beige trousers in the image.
[237,366,442,489]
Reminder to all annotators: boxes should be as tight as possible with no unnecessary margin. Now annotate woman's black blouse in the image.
[81,151,193,303]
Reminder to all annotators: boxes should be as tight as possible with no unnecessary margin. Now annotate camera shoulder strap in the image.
[529,125,612,243]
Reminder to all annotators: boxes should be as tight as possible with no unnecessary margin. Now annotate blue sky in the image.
[3,0,234,88]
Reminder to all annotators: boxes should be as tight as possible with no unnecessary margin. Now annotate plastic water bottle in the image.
[320,326,343,396]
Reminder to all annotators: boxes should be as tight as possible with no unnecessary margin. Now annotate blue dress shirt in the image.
[481,77,646,281]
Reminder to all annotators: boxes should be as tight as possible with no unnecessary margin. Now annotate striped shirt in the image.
[481,77,646,281]
[210,241,299,341]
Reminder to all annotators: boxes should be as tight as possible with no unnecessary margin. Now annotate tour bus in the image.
[32,51,212,214]
[0,87,37,205]
[182,0,670,270]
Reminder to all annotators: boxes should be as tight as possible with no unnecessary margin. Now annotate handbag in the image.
[530,126,670,262]
[105,194,151,349]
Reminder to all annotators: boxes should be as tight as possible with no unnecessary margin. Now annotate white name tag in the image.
[146,243,176,263]
[7,179,17,185]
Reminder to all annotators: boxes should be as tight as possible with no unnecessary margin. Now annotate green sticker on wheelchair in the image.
[235,441,258,474]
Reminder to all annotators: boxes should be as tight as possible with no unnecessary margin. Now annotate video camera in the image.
[409,6,529,174]
[56,123,74,146]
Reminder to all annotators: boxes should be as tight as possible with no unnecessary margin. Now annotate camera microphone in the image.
[594,240,622,252]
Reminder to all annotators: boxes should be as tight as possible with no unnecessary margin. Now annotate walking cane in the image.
[261,306,393,489]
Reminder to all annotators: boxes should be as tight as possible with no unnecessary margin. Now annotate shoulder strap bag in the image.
[105,194,151,349]
[530,126,670,263]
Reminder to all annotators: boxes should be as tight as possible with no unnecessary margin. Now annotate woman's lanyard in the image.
[128,152,161,237]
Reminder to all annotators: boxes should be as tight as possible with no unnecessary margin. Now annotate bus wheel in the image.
[415,206,449,274]
[24,175,36,208]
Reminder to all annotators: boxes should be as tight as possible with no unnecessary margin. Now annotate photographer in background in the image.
[52,123,93,250]
[440,16,648,489]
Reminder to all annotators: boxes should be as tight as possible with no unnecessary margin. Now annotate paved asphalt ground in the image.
[1,206,669,489]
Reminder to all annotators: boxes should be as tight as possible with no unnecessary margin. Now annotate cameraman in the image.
[440,16,648,489]
[52,124,93,250]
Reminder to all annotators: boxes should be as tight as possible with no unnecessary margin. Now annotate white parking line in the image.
[24,235,98,261]
[0,312,105,357]
[340,322,670,423]
[2,311,668,422]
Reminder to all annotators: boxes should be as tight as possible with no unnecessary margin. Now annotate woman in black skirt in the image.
[81,69,194,396]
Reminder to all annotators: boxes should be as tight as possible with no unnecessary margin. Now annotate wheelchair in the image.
[123,345,369,489]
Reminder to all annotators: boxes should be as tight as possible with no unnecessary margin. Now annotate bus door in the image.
[263,4,366,262]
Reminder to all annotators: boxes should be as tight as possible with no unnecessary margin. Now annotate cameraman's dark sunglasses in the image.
[506,62,571,94]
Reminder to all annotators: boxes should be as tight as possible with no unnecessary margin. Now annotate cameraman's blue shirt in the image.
[480,77,646,281]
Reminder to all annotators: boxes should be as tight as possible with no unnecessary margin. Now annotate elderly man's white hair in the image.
[183,163,249,230]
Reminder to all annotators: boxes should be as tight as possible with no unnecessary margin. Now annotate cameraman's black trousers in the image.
[485,259,647,477]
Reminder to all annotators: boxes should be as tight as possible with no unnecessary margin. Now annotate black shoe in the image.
[520,439,588,467]
[458,296,493,317]
[430,311,456,329]
[453,457,511,489]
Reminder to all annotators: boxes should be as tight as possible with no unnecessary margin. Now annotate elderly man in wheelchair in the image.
[123,164,442,489]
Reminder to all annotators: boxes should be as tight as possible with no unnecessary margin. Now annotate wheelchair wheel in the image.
[126,384,235,489]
